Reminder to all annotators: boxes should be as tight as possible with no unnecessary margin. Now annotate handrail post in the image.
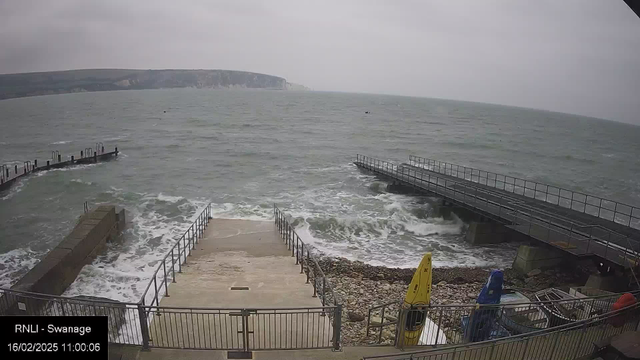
[153,277,158,305]
[137,303,151,350]
[300,242,305,274]
[306,250,310,283]
[312,270,318,297]
[163,261,169,297]
[333,304,342,351]
[171,249,176,282]
[177,241,182,273]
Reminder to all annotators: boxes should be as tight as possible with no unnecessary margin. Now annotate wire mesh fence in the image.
[364,301,640,360]
[367,290,638,348]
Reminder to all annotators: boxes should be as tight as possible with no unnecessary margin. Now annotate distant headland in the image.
[0,69,309,100]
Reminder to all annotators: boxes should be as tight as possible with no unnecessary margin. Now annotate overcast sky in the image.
[1,0,639,124]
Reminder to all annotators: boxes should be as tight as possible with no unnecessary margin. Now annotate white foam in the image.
[70,178,93,185]
[269,176,515,268]
[156,193,185,203]
[35,163,99,177]
[103,134,129,141]
[0,248,43,288]
[210,202,273,221]
[64,195,209,303]
[50,140,72,145]
[1,179,25,200]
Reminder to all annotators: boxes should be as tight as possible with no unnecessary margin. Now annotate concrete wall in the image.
[465,222,510,244]
[10,205,125,296]
[512,245,565,273]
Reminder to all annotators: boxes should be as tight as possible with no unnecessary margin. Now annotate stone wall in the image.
[9,205,125,298]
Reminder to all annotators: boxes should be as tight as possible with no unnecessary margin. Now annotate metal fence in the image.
[1,146,119,190]
[408,155,640,231]
[140,203,212,307]
[363,301,640,360]
[274,205,341,309]
[355,155,640,269]
[367,291,639,348]
[0,287,144,345]
[0,287,341,351]
[145,305,340,351]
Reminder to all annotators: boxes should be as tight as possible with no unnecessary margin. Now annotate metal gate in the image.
[144,306,341,352]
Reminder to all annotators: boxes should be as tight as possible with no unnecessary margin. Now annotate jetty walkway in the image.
[355,155,640,270]
[0,143,118,191]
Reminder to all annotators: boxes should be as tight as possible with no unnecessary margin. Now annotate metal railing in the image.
[140,203,212,308]
[1,146,119,191]
[408,155,640,230]
[273,205,341,309]
[0,287,144,345]
[0,285,341,352]
[363,300,640,360]
[145,305,339,351]
[367,290,639,348]
[0,204,345,352]
[355,155,640,269]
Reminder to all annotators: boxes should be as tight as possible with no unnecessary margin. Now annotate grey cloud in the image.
[0,0,639,123]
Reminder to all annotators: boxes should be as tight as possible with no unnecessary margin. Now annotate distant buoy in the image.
[163,110,166,113]
[365,111,370,114]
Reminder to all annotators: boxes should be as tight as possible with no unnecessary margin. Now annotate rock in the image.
[370,316,382,325]
[525,277,534,284]
[348,312,365,322]
[467,292,477,299]
[382,329,394,340]
[527,269,542,277]
[386,314,398,322]
[437,281,447,286]
[377,273,385,279]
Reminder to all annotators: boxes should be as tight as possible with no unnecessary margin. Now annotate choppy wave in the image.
[0,248,43,288]
[0,180,25,201]
[50,140,72,145]
[206,169,518,269]
[34,164,99,177]
[70,178,94,186]
[103,134,129,141]
[63,190,208,302]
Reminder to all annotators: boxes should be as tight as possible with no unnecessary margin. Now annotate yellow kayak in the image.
[402,253,433,346]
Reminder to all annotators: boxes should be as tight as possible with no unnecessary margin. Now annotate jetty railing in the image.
[408,155,640,230]
[355,155,640,269]
[140,203,212,308]
[0,145,119,191]
[273,205,341,309]
[367,290,639,347]
[363,301,640,360]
